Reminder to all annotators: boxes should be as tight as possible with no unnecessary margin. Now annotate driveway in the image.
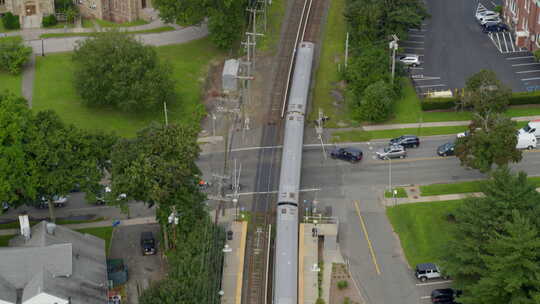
[109,223,164,304]
[404,0,529,94]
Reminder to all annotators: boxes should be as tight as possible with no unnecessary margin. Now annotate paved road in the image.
[26,23,208,55]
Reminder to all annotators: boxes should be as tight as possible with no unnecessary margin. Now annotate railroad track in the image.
[242,0,327,303]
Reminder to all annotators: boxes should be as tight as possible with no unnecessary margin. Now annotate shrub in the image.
[42,14,58,27]
[356,80,396,122]
[343,297,351,304]
[0,36,33,74]
[315,299,326,304]
[2,12,20,30]
[337,280,349,290]
[535,49,540,62]
[509,91,540,105]
[421,97,458,110]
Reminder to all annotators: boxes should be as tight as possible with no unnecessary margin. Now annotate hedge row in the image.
[421,91,540,110]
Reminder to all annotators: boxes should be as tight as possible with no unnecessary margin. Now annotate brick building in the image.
[76,0,155,23]
[503,0,540,51]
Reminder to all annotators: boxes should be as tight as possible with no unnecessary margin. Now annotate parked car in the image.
[329,147,363,162]
[476,10,499,22]
[376,144,406,159]
[140,231,157,255]
[480,15,501,26]
[437,142,455,157]
[516,132,537,150]
[519,119,540,138]
[398,55,420,67]
[431,288,460,303]
[415,263,448,282]
[483,22,509,32]
[456,130,469,138]
[389,135,420,148]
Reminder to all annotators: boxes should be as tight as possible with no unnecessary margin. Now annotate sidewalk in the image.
[0,216,157,236]
[362,115,540,131]
[382,185,540,206]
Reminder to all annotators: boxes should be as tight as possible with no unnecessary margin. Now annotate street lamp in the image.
[385,155,392,195]
[389,34,399,83]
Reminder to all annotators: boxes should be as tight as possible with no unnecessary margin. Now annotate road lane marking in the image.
[403,47,425,50]
[221,188,321,197]
[416,280,453,286]
[507,56,535,60]
[512,62,540,66]
[516,70,540,74]
[414,77,441,81]
[521,77,540,81]
[409,34,424,38]
[402,41,424,44]
[420,296,431,299]
[353,200,382,275]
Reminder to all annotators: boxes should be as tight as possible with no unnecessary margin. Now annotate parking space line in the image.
[410,67,424,70]
[502,32,509,53]
[516,70,540,74]
[415,280,453,286]
[416,84,446,88]
[353,201,382,275]
[409,28,427,32]
[496,33,503,52]
[409,34,424,38]
[507,56,535,60]
[403,41,424,44]
[420,296,431,300]
[414,77,441,81]
[403,47,425,50]
[521,77,540,81]
[508,32,516,52]
[513,62,540,66]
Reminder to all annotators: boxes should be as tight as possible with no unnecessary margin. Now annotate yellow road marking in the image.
[353,200,382,275]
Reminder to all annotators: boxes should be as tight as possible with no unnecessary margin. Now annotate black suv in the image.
[431,288,462,303]
[483,22,509,33]
[329,147,363,162]
[141,231,157,255]
[389,135,420,148]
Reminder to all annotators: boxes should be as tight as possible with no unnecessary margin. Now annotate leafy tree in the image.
[460,70,511,115]
[1,12,20,30]
[151,0,248,49]
[0,93,38,206]
[345,44,394,98]
[443,168,540,303]
[42,14,58,27]
[72,31,176,112]
[0,36,33,75]
[352,80,395,122]
[455,114,521,173]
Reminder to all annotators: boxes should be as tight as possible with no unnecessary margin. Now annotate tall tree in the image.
[443,168,540,302]
[354,80,395,122]
[0,36,33,75]
[455,114,521,173]
[73,31,176,112]
[460,70,511,115]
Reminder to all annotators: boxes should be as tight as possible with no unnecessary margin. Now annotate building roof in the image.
[0,221,108,304]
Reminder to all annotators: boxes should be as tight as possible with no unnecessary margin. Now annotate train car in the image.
[274,41,315,304]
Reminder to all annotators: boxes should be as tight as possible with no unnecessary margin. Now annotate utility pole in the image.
[163,102,169,126]
[389,34,399,84]
[345,32,349,69]
[315,108,327,159]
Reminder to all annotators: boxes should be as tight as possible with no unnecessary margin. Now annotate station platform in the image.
[220,221,248,304]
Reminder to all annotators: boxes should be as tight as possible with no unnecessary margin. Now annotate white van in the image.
[517,132,537,150]
[519,120,540,139]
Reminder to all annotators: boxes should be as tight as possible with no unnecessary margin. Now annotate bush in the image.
[2,12,20,30]
[343,297,351,304]
[421,97,458,110]
[42,14,58,27]
[337,280,349,290]
[315,299,326,304]
[356,80,396,122]
[0,36,33,74]
[535,49,540,62]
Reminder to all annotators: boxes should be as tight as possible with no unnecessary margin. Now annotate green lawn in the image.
[331,125,469,143]
[309,0,350,128]
[0,71,21,96]
[77,226,114,255]
[32,38,224,137]
[40,26,175,38]
[257,0,286,53]
[0,235,14,246]
[386,200,462,267]
[420,176,540,196]
[94,18,149,28]
[384,187,408,198]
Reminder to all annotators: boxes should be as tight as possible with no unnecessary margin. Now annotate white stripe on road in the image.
[223,188,321,197]
[403,47,425,50]
[403,41,424,44]
[409,34,425,38]
[416,84,447,88]
[420,296,431,300]
[521,77,540,81]
[414,77,441,81]
[409,29,427,32]
[516,70,540,74]
[508,32,516,52]
[416,280,453,286]
[513,62,540,66]
[507,56,535,60]
[410,67,424,70]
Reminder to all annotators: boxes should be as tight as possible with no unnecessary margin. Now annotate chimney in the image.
[46,222,56,235]
[18,215,31,241]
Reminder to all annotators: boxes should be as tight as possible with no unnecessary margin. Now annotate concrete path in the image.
[21,54,35,107]
[362,115,540,131]
[24,23,208,55]
[0,216,157,236]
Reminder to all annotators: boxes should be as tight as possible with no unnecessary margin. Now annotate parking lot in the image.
[402,0,532,95]
[109,224,164,304]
